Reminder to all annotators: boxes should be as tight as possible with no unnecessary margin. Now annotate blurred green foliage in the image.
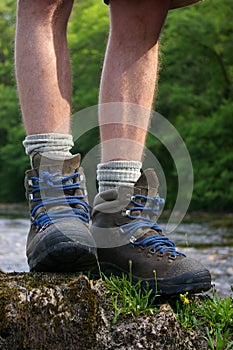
[0,0,232,211]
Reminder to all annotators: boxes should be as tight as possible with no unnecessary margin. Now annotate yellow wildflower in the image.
[180,293,190,305]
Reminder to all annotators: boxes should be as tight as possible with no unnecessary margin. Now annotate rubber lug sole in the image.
[28,231,97,274]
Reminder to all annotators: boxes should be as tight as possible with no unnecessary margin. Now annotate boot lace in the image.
[120,194,185,257]
[29,171,89,230]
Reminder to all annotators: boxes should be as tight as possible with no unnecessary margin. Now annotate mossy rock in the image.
[0,273,208,349]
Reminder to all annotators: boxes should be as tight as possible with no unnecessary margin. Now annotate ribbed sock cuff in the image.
[23,133,74,156]
[97,160,142,192]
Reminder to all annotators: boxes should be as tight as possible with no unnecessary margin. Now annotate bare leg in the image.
[16,1,98,275]
[15,0,74,135]
[94,0,212,298]
[99,0,170,162]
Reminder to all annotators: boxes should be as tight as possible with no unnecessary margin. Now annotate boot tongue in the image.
[134,168,159,198]
[30,153,87,208]
[32,153,81,176]
[133,169,163,240]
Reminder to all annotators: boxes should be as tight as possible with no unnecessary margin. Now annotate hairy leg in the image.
[99,0,170,162]
[15,0,74,135]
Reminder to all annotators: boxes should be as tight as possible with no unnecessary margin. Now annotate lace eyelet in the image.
[157,252,164,257]
[28,179,33,186]
[126,193,132,200]
[169,254,177,260]
[122,209,131,217]
[129,235,137,243]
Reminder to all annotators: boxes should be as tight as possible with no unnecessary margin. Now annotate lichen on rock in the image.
[0,273,208,349]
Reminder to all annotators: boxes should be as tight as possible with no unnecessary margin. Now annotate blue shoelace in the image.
[29,171,89,230]
[120,194,185,257]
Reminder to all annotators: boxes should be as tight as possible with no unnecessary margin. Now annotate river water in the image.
[0,218,232,298]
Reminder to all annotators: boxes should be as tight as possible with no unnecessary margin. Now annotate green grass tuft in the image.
[102,261,160,324]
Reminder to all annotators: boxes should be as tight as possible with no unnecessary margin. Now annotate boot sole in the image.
[27,230,98,274]
[98,262,211,295]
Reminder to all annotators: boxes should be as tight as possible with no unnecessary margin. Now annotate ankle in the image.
[97,160,142,192]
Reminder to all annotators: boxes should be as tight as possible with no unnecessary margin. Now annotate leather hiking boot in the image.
[25,153,97,273]
[91,169,211,295]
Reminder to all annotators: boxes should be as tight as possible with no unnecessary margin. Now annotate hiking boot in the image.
[25,153,97,273]
[91,169,211,295]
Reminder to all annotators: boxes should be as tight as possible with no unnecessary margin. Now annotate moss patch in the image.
[0,273,100,349]
[0,272,222,349]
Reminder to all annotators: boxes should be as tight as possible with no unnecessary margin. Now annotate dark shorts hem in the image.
[104,0,202,9]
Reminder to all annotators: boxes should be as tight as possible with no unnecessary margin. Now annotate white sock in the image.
[97,160,142,192]
[23,133,74,165]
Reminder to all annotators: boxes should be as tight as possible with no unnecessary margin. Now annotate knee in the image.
[109,0,169,43]
[17,0,61,13]
[17,0,72,22]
